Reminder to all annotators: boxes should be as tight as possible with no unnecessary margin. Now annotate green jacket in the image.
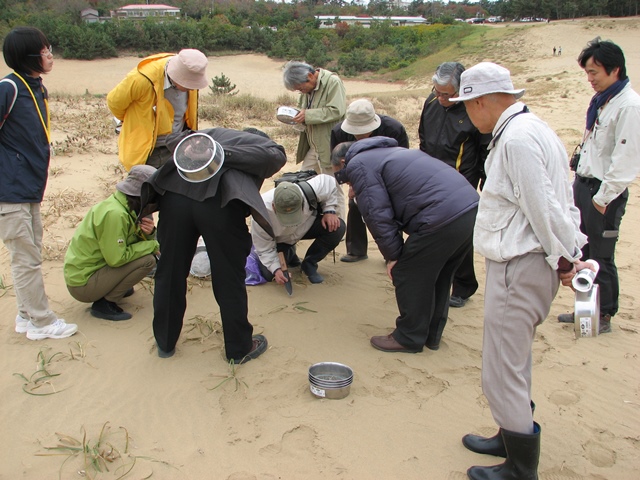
[296,68,346,169]
[63,191,159,287]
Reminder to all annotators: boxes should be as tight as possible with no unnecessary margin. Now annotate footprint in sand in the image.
[584,439,617,467]
[548,389,580,406]
[258,424,319,456]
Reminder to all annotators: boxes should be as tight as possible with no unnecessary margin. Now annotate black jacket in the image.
[0,72,51,203]
[141,128,286,237]
[343,137,479,261]
[418,93,490,186]
[330,114,409,150]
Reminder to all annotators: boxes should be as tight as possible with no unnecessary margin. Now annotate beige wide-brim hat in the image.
[341,99,381,135]
[167,49,209,90]
[450,62,525,102]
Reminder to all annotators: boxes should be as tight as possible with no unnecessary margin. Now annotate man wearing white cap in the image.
[449,62,591,479]
[330,99,409,263]
[108,49,208,170]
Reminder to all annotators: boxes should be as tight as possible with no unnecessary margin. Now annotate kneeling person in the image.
[64,166,160,321]
[252,175,345,284]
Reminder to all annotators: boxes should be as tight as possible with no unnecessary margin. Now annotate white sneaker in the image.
[26,319,78,340]
[15,314,30,333]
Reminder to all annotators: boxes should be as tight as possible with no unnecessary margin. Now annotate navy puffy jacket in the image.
[343,137,479,260]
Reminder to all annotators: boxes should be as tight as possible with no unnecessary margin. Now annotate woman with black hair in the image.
[0,27,77,340]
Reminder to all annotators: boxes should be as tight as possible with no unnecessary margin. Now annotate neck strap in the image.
[13,72,50,144]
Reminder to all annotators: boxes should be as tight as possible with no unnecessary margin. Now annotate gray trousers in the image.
[482,252,559,433]
[0,202,57,327]
[66,255,156,304]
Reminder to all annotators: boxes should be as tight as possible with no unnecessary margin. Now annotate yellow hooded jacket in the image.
[107,53,199,171]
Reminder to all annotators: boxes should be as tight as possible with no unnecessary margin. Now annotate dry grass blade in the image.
[182,315,222,344]
[14,348,69,396]
[209,359,249,392]
[0,274,12,298]
[37,421,175,479]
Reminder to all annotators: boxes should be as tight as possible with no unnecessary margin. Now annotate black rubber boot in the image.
[463,430,507,458]
[467,422,541,480]
[462,401,535,458]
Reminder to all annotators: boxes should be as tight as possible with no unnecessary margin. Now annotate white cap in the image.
[450,62,524,102]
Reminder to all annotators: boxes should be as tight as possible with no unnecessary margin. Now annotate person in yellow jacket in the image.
[107,49,208,170]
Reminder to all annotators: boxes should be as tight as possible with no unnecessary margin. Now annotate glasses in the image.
[28,46,53,58]
[432,86,456,99]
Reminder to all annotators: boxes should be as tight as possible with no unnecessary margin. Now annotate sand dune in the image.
[0,18,639,479]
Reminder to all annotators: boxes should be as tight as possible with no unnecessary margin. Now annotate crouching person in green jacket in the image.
[64,166,160,321]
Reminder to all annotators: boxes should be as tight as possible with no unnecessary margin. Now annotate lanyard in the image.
[13,72,50,144]
[490,106,529,148]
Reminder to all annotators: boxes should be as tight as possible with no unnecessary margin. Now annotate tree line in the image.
[0,0,636,75]
[0,1,475,76]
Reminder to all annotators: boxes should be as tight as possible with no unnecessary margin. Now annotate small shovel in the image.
[278,252,293,296]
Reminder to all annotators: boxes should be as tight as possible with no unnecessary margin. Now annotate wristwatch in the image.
[323,210,337,215]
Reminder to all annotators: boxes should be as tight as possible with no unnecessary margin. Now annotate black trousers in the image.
[347,192,479,298]
[345,198,368,257]
[153,192,254,358]
[573,176,628,316]
[391,208,477,349]
[259,215,346,280]
[451,247,479,299]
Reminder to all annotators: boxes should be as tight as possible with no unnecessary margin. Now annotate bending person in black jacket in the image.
[331,137,479,352]
[141,128,286,361]
[330,99,409,263]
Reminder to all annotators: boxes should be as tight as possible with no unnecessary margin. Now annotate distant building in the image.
[113,4,181,19]
[316,15,429,29]
[81,7,112,24]
[81,8,99,23]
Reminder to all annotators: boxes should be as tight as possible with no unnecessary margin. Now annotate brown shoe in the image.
[370,334,422,353]
[599,314,612,334]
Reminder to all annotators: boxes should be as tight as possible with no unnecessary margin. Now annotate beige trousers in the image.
[0,203,57,327]
[482,252,559,433]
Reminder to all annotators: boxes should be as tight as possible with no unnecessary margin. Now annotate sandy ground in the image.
[0,18,639,480]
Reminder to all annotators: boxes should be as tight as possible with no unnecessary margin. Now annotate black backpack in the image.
[274,170,320,213]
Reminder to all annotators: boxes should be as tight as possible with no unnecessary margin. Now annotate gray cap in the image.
[273,182,304,226]
[116,165,157,197]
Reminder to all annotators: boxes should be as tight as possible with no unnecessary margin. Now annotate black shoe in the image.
[301,261,324,284]
[90,298,132,321]
[340,254,368,263]
[123,287,135,298]
[449,296,468,308]
[558,312,575,323]
[229,335,268,365]
[425,342,440,351]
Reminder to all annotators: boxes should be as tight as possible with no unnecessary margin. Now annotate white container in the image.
[574,284,600,338]
[572,259,599,292]
[276,106,300,125]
